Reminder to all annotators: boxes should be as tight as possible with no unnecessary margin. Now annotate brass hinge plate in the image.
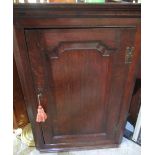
[125,46,134,64]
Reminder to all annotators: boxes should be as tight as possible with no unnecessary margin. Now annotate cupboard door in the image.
[25,27,136,149]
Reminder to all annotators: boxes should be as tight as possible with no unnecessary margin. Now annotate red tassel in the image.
[36,105,47,123]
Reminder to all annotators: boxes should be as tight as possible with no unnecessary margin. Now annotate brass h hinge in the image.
[125,46,134,64]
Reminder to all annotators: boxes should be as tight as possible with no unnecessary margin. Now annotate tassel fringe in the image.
[36,105,47,123]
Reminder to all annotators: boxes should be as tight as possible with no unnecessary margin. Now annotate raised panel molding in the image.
[48,41,116,59]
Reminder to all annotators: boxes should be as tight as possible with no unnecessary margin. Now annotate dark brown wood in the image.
[13,3,141,152]
[128,79,141,126]
[128,63,141,126]
[13,57,29,129]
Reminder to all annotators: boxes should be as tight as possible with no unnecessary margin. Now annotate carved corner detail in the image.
[49,41,115,59]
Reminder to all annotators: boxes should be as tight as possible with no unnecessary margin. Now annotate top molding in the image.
[14,3,141,19]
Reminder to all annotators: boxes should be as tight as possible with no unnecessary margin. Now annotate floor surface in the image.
[13,136,140,155]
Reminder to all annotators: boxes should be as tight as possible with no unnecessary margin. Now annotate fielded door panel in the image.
[25,28,136,148]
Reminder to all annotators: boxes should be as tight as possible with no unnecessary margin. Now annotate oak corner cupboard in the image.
[13,3,141,152]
